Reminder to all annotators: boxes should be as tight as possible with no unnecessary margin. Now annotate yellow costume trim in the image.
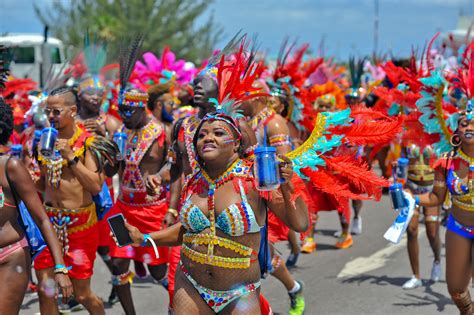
[181,244,252,269]
[434,84,452,142]
[287,113,326,160]
[45,203,97,234]
[183,233,253,257]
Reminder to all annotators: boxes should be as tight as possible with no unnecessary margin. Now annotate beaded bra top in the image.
[180,180,261,236]
[179,159,262,269]
[442,151,474,211]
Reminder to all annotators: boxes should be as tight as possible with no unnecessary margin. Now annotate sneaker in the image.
[402,276,422,290]
[286,252,300,268]
[301,237,316,254]
[67,299,84,312]
[288,281,305,315]
[333,230,342,238]
[107,287,119,305]
[335,234,353,249]
[431,260,442,282]
[134,261,147,279]
[351,217,362,235]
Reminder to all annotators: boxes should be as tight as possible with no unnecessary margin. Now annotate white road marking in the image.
[337,226,426,278]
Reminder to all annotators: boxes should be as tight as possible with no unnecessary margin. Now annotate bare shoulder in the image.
[106,115,122,134]
[6,157,29,181]
[266,114,289,134]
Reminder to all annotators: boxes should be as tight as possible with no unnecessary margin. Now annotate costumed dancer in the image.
[0,45,73,315]
[147,33,264,314]
[122,42,309,314]
[107,35,171,315]
[297,60,399,251]
[265,40,322,266]
[374,52,443,289]
[410,42,474,314]
[75,32,122,306]
[33,84,118,315]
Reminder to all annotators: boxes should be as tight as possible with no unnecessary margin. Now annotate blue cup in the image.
[10,144,23,159]
[254,146,280,191]
[39,127,58,158]
[395,158,409,183]
[389,183,408,211]
[113,132,127,160]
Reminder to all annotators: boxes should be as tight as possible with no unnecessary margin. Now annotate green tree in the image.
[35,0,221,63]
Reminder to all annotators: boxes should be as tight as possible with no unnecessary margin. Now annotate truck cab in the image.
[0,34,66,86]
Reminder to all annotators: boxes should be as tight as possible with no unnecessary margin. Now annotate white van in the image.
[0,34,66,86]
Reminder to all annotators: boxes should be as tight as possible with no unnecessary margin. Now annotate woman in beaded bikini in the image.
[123,43,309,314]
[125,111,308,314]
[413,50,474,314]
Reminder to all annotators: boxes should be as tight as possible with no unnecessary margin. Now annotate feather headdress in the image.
[118,34,146,107]
[268,40,322,131]
[78,32,107,94]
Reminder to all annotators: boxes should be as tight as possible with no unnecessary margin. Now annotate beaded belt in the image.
[45,203,97,253]
[182,233,257,269]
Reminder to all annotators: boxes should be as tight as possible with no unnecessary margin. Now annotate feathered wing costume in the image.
[267,40,323,131]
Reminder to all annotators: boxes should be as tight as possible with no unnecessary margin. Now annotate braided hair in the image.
[0,99,13,145]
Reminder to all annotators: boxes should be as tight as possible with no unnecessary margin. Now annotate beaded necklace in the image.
[38,126,87,187]
[185,159,252,258]
[458,149,474,203]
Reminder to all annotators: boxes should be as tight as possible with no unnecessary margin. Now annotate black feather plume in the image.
[119,34,145,93]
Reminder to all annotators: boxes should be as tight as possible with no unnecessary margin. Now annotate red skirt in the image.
[108,199,169,265]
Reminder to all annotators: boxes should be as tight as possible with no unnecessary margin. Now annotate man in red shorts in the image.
[34,87,115,314]
[108,88,170,315]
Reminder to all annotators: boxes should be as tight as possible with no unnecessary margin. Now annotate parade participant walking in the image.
[123,51,310,311]
[75,34,122,307]
[33,86,117,315]
[0,52,73,315]
[412,48,474,314]
[108,35,170,315]
[402,145,441,289]
[241,81,307,314]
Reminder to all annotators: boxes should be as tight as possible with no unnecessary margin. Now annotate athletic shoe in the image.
[333,230,342,238]
[286,252,300,268]
[335,234,353,249]
[402,276,422,290]
[301,237,316,253]
[67,299,84,312]
[431,260,442,282]
[288,280,305,315]
[134,261,147,279]
[107,287,119,305]
[351,217,362,235]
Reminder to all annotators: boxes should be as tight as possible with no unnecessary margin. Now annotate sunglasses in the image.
[44,107,67,117]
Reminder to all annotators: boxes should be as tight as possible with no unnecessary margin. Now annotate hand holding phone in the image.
[108,214,134,247]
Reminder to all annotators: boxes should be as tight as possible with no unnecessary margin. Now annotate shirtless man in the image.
[108,89,171,315]
[34,87,112,315]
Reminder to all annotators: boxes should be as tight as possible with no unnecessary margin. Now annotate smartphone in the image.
[108,214,133,247]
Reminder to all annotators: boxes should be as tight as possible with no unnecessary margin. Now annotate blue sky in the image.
[0,0,472,60]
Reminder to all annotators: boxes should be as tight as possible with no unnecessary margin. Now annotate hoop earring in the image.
[450,134,462,147]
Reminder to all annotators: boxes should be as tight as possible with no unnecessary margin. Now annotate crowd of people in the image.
[1,30,474,315]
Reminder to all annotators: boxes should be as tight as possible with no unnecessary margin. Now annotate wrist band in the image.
[141,234,160,259]
[415,196,420,206]
[167,208,178,217]
[54,264,72,270]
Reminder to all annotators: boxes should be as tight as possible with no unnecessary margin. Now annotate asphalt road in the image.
[21,195,458,314]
